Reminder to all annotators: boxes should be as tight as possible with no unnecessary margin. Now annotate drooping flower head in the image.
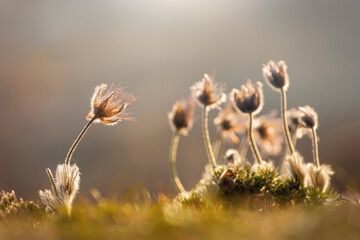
[305,163,334,192]
[224,149,242,165]
[168,98,195,136]
[298,105,319,130]
[287,107,311,139]
[214,105,247,144]
[262,60,289,91]
[254,111,284,156]
[87,84,136,125]
[39,163,80,213]
[231,80,264,116]
[191,73,226,109]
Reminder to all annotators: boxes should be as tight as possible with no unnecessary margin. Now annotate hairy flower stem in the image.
[169,132,185,193]
[249,113,262,164]
[311,127,320,168]
[202,106,217,168]
[65,116,96,165]
[46,168,58,197]
[281,88,295,154]
[212,131,222,162]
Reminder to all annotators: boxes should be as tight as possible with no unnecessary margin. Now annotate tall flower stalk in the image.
[65,84,135,165]
[299,106,320,167]
[191,74,226,168]
[168,99,195,192]
[230,80,264,164]
[263,61,295,155]
[40,83,135,214]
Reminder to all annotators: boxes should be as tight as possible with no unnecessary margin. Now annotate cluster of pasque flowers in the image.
[167,60,334,204]
[39,84,135,215]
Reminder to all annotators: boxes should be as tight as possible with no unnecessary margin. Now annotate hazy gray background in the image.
[0,0,359,199]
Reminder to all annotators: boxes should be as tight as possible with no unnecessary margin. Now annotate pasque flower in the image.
[298,105,318,130]
[262,60,295,156]
[87,84,136,125]
[168,99,195,136]
[191,73,226,168]
[39,163,80,214]
[230,80,264,116]
[191,73,226,109]
[66,84,136,165]
[231,80,264,164]
[306,163,334,192]
[262,60,289,91]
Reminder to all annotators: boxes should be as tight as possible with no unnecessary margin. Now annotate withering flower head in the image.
[168,98,195,136]
[287,107,311,139]
[306,163,334,192]
[39,163,80,212]
[262,60,289,91]
[231,80,264,115]
[191,73,226,109]
[285,152,307,185]
[298,105,319,130]
[87,84,136,125]
[254,111,284,156]
[214,105,247,144]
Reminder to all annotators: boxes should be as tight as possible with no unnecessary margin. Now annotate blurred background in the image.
[0,0,359,199]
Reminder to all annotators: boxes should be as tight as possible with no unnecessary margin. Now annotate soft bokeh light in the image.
[0,0,359,199]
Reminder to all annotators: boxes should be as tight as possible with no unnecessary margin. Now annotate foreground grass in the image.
[0,194,359,240]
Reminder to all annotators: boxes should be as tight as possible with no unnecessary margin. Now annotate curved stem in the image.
[202,106,217,168]
[280,88,295,154]
[248,113,262,164]
[65,117,96,165]
[212,131,222,162]
[311,127,320,167]
[169,132,185,193]
[46,168,59,197]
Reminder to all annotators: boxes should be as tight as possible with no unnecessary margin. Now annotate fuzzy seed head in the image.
[191,73,226,109]
[306,163,334,192]
[231,80,264,115]
[262,60,289,91]
[39,163,80,212]
[285,152,307,185]
[168,98,195,136]
[287,108,311,139]
[87,84,136,125]
[298,105,319,130]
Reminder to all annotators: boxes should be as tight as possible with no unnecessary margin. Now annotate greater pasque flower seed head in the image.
[231,79,264,115]
[262,60,289,91]
[191,73,226,109]
[305,163,334,192]
[298,105,318,130]
[168,98,195,136]
[87,84,136,125]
